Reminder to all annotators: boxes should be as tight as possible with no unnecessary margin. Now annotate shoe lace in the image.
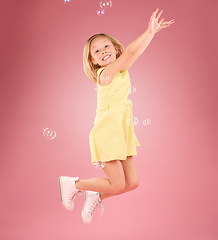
[68,190,82,204]
[88,199,104,216]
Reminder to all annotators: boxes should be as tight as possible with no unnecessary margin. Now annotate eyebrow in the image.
[92,40,109,49]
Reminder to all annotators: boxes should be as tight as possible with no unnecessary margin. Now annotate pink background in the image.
[0,0,217,239]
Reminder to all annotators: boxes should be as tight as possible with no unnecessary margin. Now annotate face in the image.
[90,36,118,67]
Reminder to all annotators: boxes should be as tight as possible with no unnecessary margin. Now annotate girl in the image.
[58,8,175,224]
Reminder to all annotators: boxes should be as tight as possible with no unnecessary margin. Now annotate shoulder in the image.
[96,67,106,85]
[97,67,105,77]
[97,67,129,86]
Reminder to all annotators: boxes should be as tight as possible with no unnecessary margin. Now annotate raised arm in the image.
[100,8,175,85]
[121,29,156,71]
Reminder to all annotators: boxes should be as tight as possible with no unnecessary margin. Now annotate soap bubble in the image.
[100,0,112,9]
[97,9,105,16]
[100,161,105,168]
[95,160,99,168]
[133,117,138,126]
[128,86,136,94]
[43,128,56,139]
[142,119,151,125]
[100,75,110,81]
[126,118,131,126]
[95,160,105,169]
[126,116,138,126]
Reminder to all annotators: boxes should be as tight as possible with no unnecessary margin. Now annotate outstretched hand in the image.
[148,8,175,34]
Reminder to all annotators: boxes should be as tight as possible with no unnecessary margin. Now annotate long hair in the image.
[83,33,124,85]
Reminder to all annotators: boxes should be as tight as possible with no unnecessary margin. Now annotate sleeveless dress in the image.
[89,67,140,165]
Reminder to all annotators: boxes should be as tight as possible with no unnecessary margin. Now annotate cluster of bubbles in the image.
[126,86,151,126]
[128,86,137,94]
[63,0,71,4]
[95,160,106,169]
[63,0,113,16]
[126,116,138,126]
[43,128,57,139]
[97,1,112,16]
[126,117,151,126]
[142,119,151,125]
[94,85,151,127]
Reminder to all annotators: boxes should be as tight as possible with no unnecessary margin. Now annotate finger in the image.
[159,18,164,25]
[157,10,163,21]
[163,20,175,24]
[157,25,168,32]
[160,19,175,25]
[161,23,173,28]
[150,8,158,20]
[161,22,174,27]
[159,19,175,29]
[154,8,160,17]
[167,21,175,25]
[152,8,159,18]
[154,8,159,13]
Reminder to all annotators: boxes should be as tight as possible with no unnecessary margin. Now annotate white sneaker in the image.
[58,176,81,211]
[82,191,104,224]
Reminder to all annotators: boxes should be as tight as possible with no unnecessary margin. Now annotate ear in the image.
[115,48,119,57]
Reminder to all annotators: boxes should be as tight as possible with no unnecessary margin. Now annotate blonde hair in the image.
[83,33,124,85]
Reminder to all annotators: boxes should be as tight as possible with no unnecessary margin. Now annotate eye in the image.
[105,45,109,48]
[95,50,99,53]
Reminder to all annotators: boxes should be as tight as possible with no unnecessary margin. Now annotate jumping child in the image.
[58,8,175,224]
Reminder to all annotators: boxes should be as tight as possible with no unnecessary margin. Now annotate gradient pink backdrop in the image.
[0,0,217,240]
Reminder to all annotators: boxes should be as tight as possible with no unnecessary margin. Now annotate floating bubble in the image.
[95,160,99,168]
[142,119,151,125]
[133,117,138,126]
[132,87,136,93]
[126,118,131,126]
[100,75,110,81]
[128,86,136,94]
[95,160,105,169]
[43,128,56,139]
[126,116,138,126]
[100,161,105,168]
[97,9,105,16]
[64,0,71,4]
[100,0,112,9]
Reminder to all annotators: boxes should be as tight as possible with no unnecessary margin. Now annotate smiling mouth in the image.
[102,55,111,61]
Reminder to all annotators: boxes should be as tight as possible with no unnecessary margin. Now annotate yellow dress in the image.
[89,67,140,165]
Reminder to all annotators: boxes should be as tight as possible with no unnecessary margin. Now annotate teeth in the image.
[102,55,110,61]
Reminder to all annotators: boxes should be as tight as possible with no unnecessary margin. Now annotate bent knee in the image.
[126,179,139,191]
[111,181,126,194]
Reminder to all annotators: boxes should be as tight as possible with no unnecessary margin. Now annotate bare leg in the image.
[75,156,139,200]
[100,156,139,200]
[75,160,126,194]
